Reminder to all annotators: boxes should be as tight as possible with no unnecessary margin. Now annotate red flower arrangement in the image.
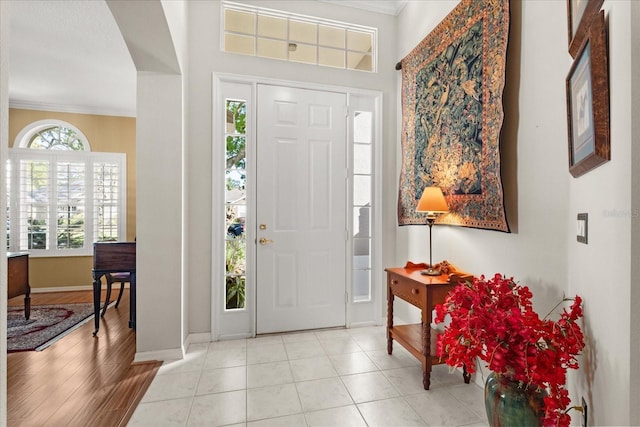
[434,273,585,427]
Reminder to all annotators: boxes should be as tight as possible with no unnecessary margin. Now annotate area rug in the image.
[8,303,96,352]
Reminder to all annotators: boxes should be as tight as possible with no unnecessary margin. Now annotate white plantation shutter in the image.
[7,151,125,256]
[93,162,121,242]
[56,161,86,249]
[19,158,50,251]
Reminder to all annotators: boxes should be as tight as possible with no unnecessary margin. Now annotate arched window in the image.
[6,120,126,256]
[15,120,91,151]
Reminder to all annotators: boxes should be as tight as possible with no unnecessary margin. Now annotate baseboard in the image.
[349,320,382,328]
[218,332,253,341]
[133,347,184,363]
[31,283,131,293]
[185,332,212,346]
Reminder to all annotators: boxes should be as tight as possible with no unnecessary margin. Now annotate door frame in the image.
[212,73,383,340]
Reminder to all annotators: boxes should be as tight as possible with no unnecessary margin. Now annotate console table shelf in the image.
[385,264,473,389]
[388,323,442,366]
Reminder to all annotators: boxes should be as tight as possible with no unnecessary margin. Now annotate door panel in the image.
[257,84,347,334]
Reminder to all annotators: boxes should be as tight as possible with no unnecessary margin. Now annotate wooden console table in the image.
[385,265,473,389]
[8,252,31,320]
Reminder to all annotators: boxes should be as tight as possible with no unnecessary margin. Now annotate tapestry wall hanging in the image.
[397,0,510,232]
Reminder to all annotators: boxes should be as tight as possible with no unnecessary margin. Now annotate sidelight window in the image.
[352,111,373,302]
[225,99,247,311]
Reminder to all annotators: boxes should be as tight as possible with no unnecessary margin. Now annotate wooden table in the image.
[385,265,473,389]
[8,252,31,320]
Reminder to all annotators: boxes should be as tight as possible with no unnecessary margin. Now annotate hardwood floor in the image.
[7,289,161,427]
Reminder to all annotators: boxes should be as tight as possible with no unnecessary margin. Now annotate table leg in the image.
[92,277,101,336]
[422,321,431,390]
[129,272,136,330]
[423,370,431,390]
[387,290,394,355]
[24,292,31,320]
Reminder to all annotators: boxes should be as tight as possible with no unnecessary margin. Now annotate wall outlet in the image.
[581,396,588,427]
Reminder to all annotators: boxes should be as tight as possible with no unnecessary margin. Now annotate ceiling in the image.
[9,0,137,117]
[8,0,406,118]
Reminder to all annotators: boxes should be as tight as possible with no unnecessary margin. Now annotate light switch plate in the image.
[577,213,588,244]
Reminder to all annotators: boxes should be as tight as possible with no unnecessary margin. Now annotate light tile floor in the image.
[129,326,489,427]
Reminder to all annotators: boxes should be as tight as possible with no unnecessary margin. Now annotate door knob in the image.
[259,237,274,245]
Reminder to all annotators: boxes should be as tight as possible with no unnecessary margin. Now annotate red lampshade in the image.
[416,187,448,215]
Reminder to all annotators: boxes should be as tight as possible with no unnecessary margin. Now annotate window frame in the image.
[221,1,378,73]
[14,119,92,151]
[224,98,248,312]
[7,121,126,258]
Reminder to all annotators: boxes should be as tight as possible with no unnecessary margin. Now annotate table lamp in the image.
[416,186,449,276]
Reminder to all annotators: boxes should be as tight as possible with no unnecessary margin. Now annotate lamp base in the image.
[420,267,441,276]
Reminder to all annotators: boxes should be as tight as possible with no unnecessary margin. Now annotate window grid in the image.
[28,126,85,151]
[352,111,373,303]
[222,1,376,72]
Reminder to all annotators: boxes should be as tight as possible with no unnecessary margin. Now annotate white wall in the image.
[136,73,184,355]
[397,1,634,425]
[160,0,190,347]
[567,2,633,425]
[108,0,185,356]
[185,0,398,334]
[630,1,640,423]
[0,1,9,422]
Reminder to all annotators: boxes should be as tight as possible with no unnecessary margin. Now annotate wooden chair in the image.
[92,242,136,335]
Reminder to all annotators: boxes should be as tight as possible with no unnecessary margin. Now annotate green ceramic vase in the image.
[484,372,547,427]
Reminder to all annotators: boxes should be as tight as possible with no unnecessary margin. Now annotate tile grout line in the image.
[140,328,483,426]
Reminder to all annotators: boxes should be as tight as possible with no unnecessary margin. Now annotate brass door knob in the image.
[259,237,274,245]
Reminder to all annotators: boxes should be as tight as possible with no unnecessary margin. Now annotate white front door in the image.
[256,84,347,334]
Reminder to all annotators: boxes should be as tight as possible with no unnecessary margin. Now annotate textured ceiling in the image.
[8,0,405,118]
[9,0,136,117]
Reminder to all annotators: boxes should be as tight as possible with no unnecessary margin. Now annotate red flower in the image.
[435,274,585,427]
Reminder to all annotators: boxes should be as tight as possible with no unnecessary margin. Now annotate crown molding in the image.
[320,0,407,16]
[9,100,136,118]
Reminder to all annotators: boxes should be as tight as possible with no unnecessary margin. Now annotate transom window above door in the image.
[221,1,377,72]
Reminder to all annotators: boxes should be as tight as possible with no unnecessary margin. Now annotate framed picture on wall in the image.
[566,10,609,178]
[566,0,603,58]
